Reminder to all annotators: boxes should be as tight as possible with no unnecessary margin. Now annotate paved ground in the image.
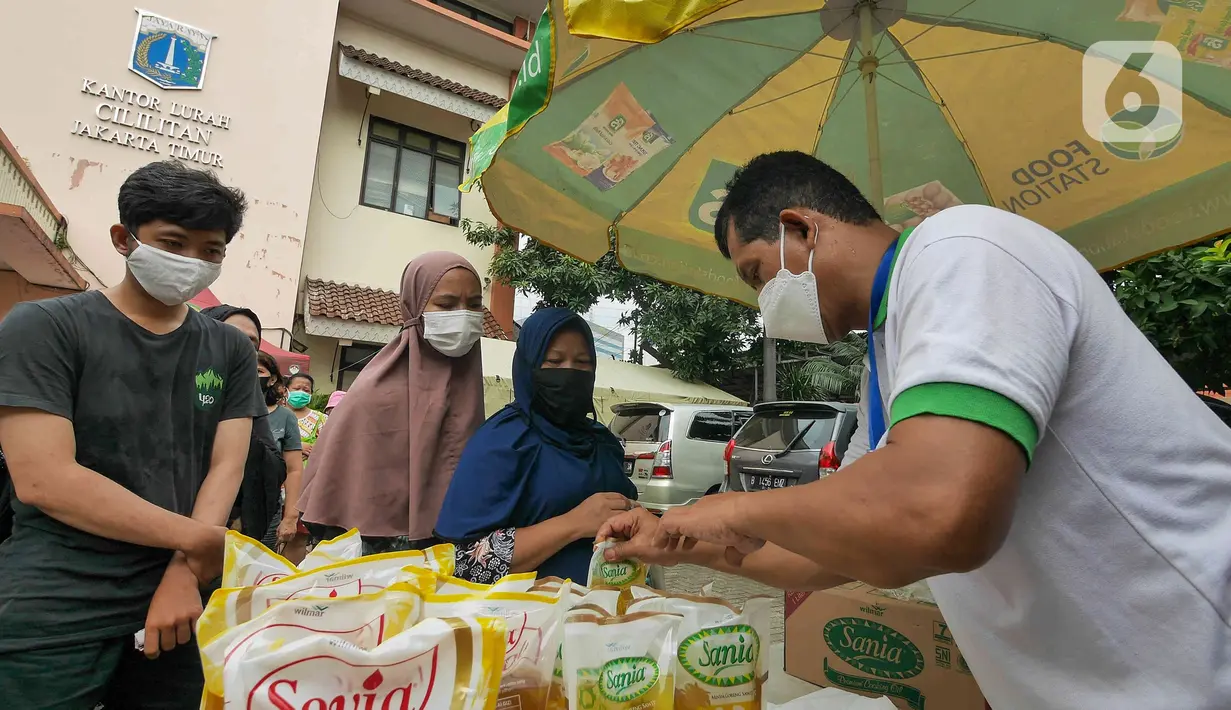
[662,563,785,643]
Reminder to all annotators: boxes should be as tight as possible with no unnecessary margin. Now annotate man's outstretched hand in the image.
[656,493,765,565]
[597,493,765,567]
[597,506,667,563]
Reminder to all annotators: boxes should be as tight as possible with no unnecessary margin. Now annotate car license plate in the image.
[746,475,790,491]
[623,460,634,476]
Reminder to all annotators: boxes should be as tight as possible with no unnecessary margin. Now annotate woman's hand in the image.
[277,516,299,545]
[567,492,632,539]
[301,443,313,459]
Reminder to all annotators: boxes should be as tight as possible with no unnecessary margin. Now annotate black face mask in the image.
[259,376,279,406]
[531,367,596,430]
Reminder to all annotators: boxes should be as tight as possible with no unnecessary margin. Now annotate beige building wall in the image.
[0,0,340,336]
[301,333,345,392]
[300,14,505,301]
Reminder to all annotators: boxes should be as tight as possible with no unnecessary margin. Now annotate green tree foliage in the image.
[463,219,760,382]
[309,393,331,412]
[777,334,867,403]
[1113,239,1231,391]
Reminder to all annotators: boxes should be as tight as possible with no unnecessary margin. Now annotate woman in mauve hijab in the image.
[436,308,636,583]
[298,252,486,555]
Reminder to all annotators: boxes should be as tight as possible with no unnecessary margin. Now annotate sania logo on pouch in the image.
[592,559,641,587]
[261,651,439,710]
[823,617,924,680]
[599,657,659,703]
[678,625,760,686]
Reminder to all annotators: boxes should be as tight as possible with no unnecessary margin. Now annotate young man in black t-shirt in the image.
[0,160,264,708]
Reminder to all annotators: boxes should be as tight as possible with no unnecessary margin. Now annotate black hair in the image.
[714,151,880,259]
[257,351,283,384]
[118,160,248,242]
[200,304,262,334]
[257,350,284,406]
[288,373,315,390]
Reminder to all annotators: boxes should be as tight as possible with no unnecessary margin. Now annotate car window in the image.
[610,410,666,442]
[687,411,735,442]
[735,410,838,451]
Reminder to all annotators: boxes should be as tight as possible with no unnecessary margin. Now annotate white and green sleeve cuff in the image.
[890,382,1039,462]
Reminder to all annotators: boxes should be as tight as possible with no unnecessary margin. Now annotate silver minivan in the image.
[609,402,753,514]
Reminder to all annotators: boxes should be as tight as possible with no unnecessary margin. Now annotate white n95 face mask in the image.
[757,222,830,345]
[422,310,484,357]
[126,240,222,306]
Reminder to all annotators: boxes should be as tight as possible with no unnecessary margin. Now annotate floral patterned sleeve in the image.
[452,528,516,583]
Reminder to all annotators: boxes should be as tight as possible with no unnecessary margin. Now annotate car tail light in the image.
[819,441,840,475]
[651,440,673,478]
[723,438,736,482]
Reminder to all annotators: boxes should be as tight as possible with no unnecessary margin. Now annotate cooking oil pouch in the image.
[221,530,306,588]
[588,540,647,589]
[198,583,423,700]
[564,611,683,710]
[425,585,570,710]
[533,576,590,595]
[300,527,364,571]
[200,549,445,644]
[222,529,453,588]
[578,587,624,616]
[619,585,662,614]
[626,595,773,710]
[422,570,539,595]
[545,604,613,710]
[534,577,590,609]
[222,615,508,710]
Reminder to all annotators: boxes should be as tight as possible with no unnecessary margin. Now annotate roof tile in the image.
[339,44,507,108]
[306,278,509,340]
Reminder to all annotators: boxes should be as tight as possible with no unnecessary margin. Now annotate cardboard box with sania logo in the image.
[784,582,988,710]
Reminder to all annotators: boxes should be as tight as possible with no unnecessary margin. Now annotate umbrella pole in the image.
[858,2,884,208]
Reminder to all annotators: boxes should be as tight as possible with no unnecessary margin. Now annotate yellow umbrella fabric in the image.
[465,0,1231,305]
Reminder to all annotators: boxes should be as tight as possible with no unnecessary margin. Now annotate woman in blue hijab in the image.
[436,308,636,582]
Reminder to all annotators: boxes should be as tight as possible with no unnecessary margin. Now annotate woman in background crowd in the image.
[286,373,325,460]
[201,304,283,547]
[324,389,345,416]
[256,351,305,561]
[283,372,321,561]
[436,308,636,583]
[299,252,486,556]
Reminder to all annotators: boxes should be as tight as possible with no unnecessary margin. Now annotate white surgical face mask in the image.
[422,310,484,357]
[757,222,830,345]
[126,239,221,306]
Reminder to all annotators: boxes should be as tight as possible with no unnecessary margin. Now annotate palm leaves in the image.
[778,334,867,403]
